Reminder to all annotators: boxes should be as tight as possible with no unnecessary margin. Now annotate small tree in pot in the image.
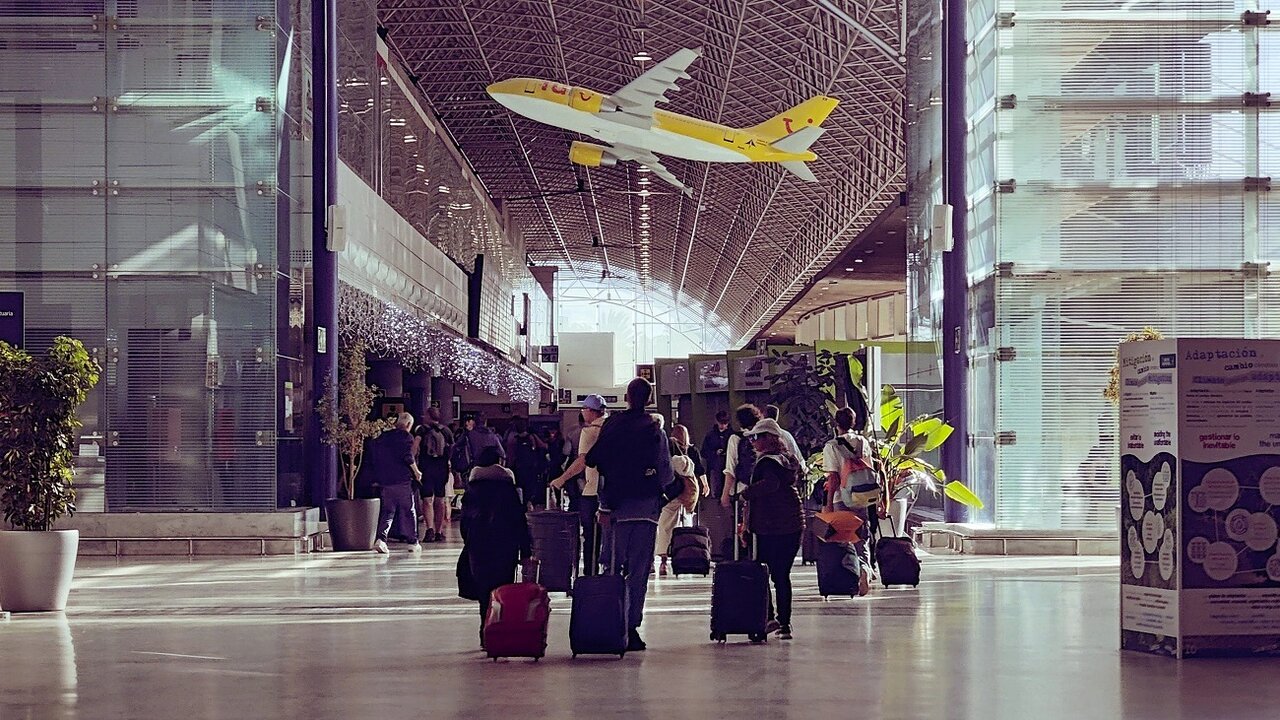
[0,337,100,612]
[316,339,390,550]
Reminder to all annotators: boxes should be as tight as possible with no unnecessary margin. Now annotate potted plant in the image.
[0,337,101,612]
[873,386,983,532]
[317,339,389,551]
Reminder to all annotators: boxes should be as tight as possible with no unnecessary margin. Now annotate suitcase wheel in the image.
[710,632,725,643]
[749,633,767,644]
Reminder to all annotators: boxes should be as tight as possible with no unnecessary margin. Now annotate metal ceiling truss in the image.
[379,0,905,345]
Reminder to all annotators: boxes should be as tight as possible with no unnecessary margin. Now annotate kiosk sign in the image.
[0,291,23,348]
[1121,338,1280,657]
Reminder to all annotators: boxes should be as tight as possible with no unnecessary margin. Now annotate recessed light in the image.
[844,267,855,271]
[854,258,864,263]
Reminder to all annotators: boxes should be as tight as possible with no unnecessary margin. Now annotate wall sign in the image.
[540,345,559,363]
[0,291,24,348]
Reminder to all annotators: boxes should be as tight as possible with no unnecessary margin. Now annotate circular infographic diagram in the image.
[1182,461,1280,589]
[1122,453,1177,589]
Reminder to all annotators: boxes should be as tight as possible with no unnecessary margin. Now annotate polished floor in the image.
[2,533,1277,720]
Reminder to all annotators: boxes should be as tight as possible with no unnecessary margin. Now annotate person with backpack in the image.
[457,446,531,650]
[740,418,805,640]
[655,430,707,576]
[719,404,763,559]
[505,416,548,509]
[585,378,674,652]
[822,407,875,596]
[413,408,455,543]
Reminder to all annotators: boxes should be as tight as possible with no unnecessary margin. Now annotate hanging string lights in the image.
[338,284,541,404]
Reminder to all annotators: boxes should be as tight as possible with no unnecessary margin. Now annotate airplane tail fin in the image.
[780,160,818,183]
[772,126,825,154]
[747,95,839,141]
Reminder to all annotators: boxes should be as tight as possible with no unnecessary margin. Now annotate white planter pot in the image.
[0,530,79,612]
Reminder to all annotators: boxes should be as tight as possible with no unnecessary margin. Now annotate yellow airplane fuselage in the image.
[487,78,822,164]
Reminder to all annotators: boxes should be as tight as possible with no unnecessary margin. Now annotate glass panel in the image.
[102,1,277,511]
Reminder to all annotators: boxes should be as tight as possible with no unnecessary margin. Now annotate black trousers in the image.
[756,531,802,627]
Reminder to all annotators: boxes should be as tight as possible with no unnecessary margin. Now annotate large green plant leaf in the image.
[943,481,985,509]
[910,417,943,438]
[922,424,955,452]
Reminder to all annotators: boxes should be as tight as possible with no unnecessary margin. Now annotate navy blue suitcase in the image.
[709,502,769,643]
[670,525,712,576]
[527,490,580,593]
[569,573,629,658]
[816,541,860,597]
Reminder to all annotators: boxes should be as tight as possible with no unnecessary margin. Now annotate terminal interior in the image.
[0,0,1278,718]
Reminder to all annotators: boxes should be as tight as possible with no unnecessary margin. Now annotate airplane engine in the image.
[568,141,617,168]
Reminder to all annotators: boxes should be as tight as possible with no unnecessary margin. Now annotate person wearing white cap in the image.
[740,417,805,640]
[550,394,609,576]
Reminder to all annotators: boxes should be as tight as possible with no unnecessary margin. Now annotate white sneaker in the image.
[374,540,389,554]
[408,543,422,553]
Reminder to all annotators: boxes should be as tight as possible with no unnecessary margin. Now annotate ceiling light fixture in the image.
[633,49,652,62]
[854,258,864,263]
[639,203,650,210]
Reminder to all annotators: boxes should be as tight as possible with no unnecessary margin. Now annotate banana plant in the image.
[873,386,984,509]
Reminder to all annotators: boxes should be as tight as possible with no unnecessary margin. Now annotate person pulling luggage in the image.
[739,418,805,640]
[586,378,673,652]
[456,447,531,650]
[821,407,875,596]
[549,395,609,576]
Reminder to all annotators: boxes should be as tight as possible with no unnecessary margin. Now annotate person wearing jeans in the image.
[740,418,805,639]
[587,378,673,651]
[369,412,423,554]
[550,394,608,576]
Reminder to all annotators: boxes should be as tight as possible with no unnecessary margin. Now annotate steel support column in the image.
[941,0,970,523]
[306,0,339,508]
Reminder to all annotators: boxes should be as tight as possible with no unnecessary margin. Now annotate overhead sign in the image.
[0,291,23,348]
[636,364,655,383]
[540,345,559,363]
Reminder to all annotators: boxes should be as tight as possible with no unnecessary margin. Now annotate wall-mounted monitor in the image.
[733,355,770,391]
[694,359,730,393]
[658,363,691,396]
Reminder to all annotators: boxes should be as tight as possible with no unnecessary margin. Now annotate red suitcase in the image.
[484,563,551,661]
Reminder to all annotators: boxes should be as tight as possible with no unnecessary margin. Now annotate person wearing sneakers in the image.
[549,394,609,576]
[822,407,874,596]
[414,408,455,543]
[371,412,423,554]
[740,418,805,640]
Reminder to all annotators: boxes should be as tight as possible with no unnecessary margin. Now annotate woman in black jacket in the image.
[458,446,531,648]
[741,418,805,640]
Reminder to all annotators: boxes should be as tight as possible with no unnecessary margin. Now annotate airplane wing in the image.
[608,144,693,197]
[604,47,702,127]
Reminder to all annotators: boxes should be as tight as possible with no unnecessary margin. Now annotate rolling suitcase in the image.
[484,561,551,661]
[800,511,819,565]
[569,540,629,658]
[527,489,580,593]
[709,501,770,644]
[874,517,920,588]
[816,540,860,598]
[670,525,712,576]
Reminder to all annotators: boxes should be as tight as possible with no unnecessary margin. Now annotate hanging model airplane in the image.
[486,48,838,197]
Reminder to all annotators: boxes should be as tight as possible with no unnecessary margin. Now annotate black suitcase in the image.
[800,511,819,565]
[527,490,580,593]
[875,536,920,587]
[709,502,770,644]
[569,573,629,658]
[816,541,860,597]
[670,525,712,576]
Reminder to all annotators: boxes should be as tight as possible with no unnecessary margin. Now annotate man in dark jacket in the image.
[370,412,422,554]
[586,377,673,652]
[414,408,455,543]
[700,410,735,560]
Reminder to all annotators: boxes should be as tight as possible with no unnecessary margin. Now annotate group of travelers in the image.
[360,376,883,652]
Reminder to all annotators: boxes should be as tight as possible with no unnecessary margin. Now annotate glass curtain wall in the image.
[973,0,1278,530]
[0,1,281,511]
